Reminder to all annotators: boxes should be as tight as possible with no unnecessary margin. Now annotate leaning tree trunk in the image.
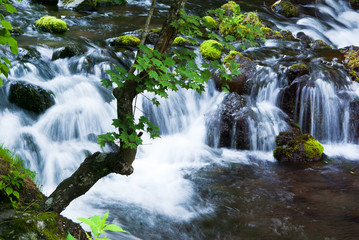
[43,0,187,214]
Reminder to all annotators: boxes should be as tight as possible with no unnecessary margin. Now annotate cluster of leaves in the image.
[67,212,127,240]
[0,146,36,208]
[0,0,18,86]
[99,2,265,149]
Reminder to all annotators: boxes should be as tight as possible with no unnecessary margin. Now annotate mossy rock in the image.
[8,82,55,114]
[260,27,283,39]
[273,132,324,163]
[350,0,359,10]
[31,0,58,5]
[280,30,296,40]
[343,48,359,83]
[219,12,264,40]
[202,16,218,29]
[59,0,126,11]
[114,35,140,47]
[311,39,332,50]
[296,32,313,48]
[271,0,299,18]
[200,40,223,60]
[52,45,86,60]
[35,16,67,34]
[287,63,309,83]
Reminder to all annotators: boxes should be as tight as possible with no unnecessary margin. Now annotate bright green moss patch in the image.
[35,16,67,34]
[115,35,141,47]
[260,27,283,39]
[202,16,218,29]
[271,0,299,18]
[223,50,242,67]
[221,1,239,12]
[173,37,188,46]
[344,50,359,82]
[200,40,223,60]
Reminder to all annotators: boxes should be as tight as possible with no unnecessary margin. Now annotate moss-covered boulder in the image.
[214,50,256,94]
[35,16,67,34]
[172,37,190,46]
[8,82,55,114]
[271,0,299,18]
[52,45,86,60]
[274,130,324,163]
[0,147,87,239]
[296,31,313,48]
[311,39,332,50]
[113,35,140,47]
[219,12,264,40]
[343,46,359,82]
[200,40,223,60]
[260,27,283,39]
[280,30,296,40]
[145,28,161,45]
[287,63,309,83]
[202,16,218,29]
[220,1,239,14]
[350,0,359,10]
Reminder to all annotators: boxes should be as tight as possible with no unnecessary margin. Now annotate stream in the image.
[1,0,359,239]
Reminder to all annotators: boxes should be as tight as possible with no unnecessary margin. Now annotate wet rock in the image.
[59,0,126,11]
[274,131,324,163]
[349,98,359,142]
[271,0,299,18]
[286,63,309,83]
[35,16,67,34]
[280,30,296,41]
[52,45,86,60]
[213,51,256,94]
[17,48,41,60]
[261,27,283,39]
[216,93,251,150]
[296,32,313,48]
[311,39,332,50]
[290,0,315,4]
[280,74,311,119]
[8,82,55,114]
[111,35,141,48]
[9,27,24,36]
[31,0,58,5]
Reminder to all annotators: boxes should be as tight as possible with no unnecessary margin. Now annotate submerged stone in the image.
[52,45,86,60]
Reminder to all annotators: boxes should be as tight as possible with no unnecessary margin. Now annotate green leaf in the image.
[5,187,13,196]
[5,4,17,13]
[66,233,77,240]
[12,190,19,199]
[103,224,127,233]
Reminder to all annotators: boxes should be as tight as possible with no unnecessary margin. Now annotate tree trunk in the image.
[43,0,187,214]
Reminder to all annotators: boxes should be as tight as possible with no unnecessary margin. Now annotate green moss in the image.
[35,16,67,34]
[312,39,332,49]
[173,37,188,46]
[223,50,242,67]
[221,1,239,12]
[150,28,161,33]
[241,12,264,28]
[260,27,283,39]
[115,35,140,47]
[200,40,223,60]
[290,63,309,73]
[303,138,324,159]
[202,16,218,29]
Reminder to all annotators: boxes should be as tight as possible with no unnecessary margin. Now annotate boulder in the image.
[311,39,332,50]
[260,27,283,39]
[280,30,296,40]
[35,16,67,34]
[31,0,58,5]
[111,35,141,47]
[216,93,251,150]
[214,51,256,94]
[349,98,359,142]
[59,0,126,11]
[202,16,218,29]
[8,82,55,114]
[296,31,313,48]
[273,131,324,163]
[271,0,299,18]
[52,45,86,60]
[342,46,359,82]
[290,0,315,4]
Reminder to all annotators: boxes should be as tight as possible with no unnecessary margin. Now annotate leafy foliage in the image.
[0,145,37,208]
[67,212,127,240]
[0,0,18,86]
[100,2,265,149]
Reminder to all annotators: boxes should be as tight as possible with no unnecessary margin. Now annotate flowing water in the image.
[1,0,359,239]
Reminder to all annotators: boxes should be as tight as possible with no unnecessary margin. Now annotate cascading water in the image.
[1,0,359,239]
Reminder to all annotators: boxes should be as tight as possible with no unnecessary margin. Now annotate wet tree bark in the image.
[43,0,187,214]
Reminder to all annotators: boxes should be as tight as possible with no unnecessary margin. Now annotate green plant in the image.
[0,0,18,86]
[0,145,36,208]
[67,212,127,240]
